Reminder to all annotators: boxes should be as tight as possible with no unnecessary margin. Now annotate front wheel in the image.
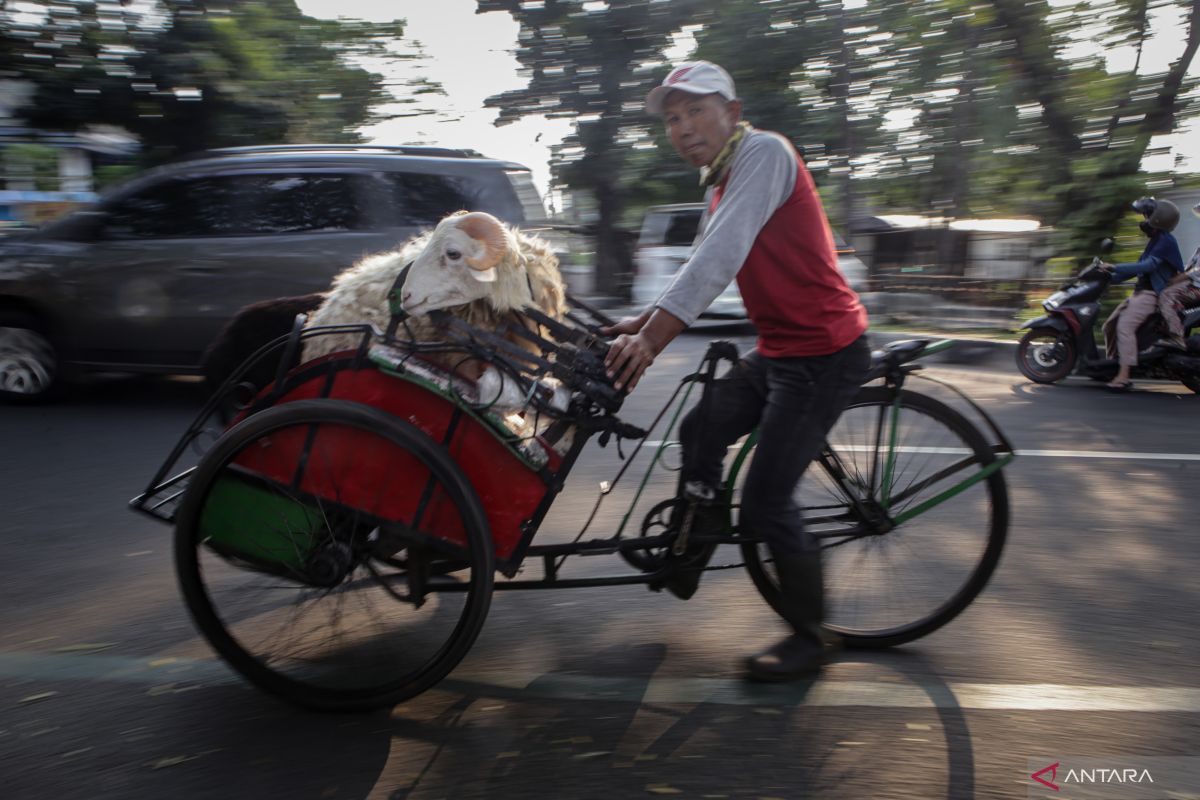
[0,312,60,402]
[1017,327,1076,383]
[738,387,1009,648]
[174,399,494,711]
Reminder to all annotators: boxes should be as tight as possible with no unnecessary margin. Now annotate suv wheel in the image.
[0,312,60,402]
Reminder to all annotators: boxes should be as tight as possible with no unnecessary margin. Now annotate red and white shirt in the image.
[654,128,868,357]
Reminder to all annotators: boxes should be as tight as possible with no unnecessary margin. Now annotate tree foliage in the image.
[478,0,708,297]
[0,0,440,164]
[607,0,1200,271]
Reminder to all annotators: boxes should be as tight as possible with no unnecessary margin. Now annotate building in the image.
[0,79,137,230]
[849,214,1052,292]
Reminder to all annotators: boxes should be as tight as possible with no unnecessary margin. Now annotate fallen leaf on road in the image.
[646,785,682,795]
[18,692,57,704]
[147,755,199,770]
[54,643,116,653]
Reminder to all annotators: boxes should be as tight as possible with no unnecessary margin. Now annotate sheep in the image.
[301,209,572,447]
[302,210,567,376]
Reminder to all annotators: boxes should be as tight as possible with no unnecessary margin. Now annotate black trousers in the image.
[679,334,871,555]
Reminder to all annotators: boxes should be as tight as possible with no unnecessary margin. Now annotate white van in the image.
[632,203,868,319]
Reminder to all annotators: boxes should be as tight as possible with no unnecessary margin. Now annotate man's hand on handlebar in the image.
[603,307,687,393]
[605,332,658,392]
[600,308,652,338]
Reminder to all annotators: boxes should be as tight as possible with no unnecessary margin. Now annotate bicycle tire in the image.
[175,399,494,711]
[739,386,1008,648]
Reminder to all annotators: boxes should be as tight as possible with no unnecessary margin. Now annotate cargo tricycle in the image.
[132,297,1012,711]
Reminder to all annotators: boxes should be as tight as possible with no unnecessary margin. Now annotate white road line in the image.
[2,651,1198,711]
[639,441,1200,461]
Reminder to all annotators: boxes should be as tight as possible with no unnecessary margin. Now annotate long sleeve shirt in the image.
[654,129,797,326]
[654,128,866,355]
[1112,230,1184,294]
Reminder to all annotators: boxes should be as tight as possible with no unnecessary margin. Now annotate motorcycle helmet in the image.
[1132,197,1181,233]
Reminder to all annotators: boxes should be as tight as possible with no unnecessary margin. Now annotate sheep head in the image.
[400,211,529,315]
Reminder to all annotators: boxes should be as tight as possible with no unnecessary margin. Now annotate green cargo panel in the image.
[199,471,320,570]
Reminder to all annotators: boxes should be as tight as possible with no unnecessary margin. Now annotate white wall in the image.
[1166,189,1200,264]
[963,231,1050,280]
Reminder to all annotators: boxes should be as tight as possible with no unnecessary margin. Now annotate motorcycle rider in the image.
[1155,201,1200,351]
[1098,197,1184,391]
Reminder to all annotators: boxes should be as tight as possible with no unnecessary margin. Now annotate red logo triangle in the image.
[1031,762,1060,791]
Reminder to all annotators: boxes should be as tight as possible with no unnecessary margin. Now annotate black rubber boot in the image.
[652,503,723,601]
[745,550,828,682]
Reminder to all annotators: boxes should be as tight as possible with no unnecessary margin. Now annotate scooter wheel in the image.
[1017,328,1076,383]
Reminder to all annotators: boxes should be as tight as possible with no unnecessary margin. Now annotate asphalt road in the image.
[2,326,1198,800]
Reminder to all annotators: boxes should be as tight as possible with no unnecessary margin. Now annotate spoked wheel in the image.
[175,399,493,711]
[739,387,1008,648]
[1017,328,1076,383]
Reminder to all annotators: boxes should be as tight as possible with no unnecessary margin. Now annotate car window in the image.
[505,170,548,223]
[639,207,704,248]
[663,211,701,247]
[103,172,366,239]
[103,179,204,239]
[378,172,489,228]
[193,173,365,235]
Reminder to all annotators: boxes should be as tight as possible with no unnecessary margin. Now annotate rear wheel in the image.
[175,399,493,711]
[739,387,1008,648]
[1017,328,1075,383]
[0,312,60,402]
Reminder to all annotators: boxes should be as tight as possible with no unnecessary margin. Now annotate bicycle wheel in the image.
[175,399,494,711]
[739,386,1008,648]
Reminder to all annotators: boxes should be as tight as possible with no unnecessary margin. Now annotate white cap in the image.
[645,61,736,115]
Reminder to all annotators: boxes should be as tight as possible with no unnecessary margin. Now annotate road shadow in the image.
[360,645,978,800]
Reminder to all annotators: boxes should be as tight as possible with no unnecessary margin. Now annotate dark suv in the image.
[0,144,551,401]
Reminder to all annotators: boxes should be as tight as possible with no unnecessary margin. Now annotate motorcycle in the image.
[1016,239,1200,394]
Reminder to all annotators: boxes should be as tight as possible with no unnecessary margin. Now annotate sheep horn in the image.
[457,212,506,281]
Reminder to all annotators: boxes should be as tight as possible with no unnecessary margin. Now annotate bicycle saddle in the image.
[864,339,931,381]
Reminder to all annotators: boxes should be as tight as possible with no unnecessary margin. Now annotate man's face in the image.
[662,91,742,169]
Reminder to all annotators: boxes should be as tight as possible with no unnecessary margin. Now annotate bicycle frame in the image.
[133,301,1013,597]
[456,337,1016,594]
[723,342,1015,548]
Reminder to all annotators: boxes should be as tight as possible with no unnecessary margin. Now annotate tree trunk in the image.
[592,176,633,301]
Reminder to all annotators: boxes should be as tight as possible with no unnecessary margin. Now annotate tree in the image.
[1,0,442,164]
[478,0,706,299]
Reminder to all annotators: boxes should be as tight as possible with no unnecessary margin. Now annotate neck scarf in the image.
[700,121,752,187]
